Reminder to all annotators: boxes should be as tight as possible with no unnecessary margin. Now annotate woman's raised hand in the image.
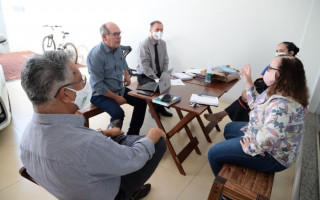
[239,64,254,89]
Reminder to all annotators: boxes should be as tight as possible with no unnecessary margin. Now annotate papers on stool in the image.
[190,94,219,106]
[173,73,193,80]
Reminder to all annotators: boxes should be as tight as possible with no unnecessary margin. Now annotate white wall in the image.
[1,0,319,111]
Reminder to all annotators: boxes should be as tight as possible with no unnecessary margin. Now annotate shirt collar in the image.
[32,113,85,127]
[101,41,120,54]
[148,36,159,46]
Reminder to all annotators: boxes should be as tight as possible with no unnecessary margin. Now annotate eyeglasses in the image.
[109,32,121,37]
[54,75,86,97]
[267,66,279,71]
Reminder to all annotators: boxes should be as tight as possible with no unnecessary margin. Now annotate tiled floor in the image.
[0,67,295,200]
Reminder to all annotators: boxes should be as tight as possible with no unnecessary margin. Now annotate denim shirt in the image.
[87,41,129,96]
[20,113,154,200]
[241,87,306,168]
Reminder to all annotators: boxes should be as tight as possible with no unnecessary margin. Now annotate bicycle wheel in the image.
[64,43,78,64]
[42,35,56,52]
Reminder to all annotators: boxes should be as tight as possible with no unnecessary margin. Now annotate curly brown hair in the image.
[267,56,309,108]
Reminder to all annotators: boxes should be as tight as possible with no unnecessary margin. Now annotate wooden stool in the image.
[208,163,275,200]
[76,103,104,128]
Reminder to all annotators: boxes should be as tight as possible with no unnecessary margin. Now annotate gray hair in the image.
[150,20,163,29]
[100,23,109,38]
[20,51,73,106]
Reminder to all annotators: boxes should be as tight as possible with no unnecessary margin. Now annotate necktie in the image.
[154,43,161,78]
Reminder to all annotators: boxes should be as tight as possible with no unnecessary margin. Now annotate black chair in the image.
[120,45,137,77]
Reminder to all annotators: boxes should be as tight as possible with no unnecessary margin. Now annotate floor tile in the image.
[0,179,57,200]
[177,182,210,200]
[143,166,190,200]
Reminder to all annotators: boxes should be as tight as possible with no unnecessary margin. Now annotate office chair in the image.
[19,167,38,185]
[120,45,137,77]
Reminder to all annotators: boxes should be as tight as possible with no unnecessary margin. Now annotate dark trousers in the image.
[114,135,167,200]
[225,96,250,122]
[91,87,147,135]
[208,122,286,176]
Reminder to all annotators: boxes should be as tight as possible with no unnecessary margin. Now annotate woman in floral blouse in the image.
[208,55,309,176]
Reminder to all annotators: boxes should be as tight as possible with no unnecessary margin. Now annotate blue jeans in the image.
[113,135,167,200]
[91,87,147,135]
[208,122,286,176]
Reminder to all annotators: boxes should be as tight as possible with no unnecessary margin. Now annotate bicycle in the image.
[42,25,78,64]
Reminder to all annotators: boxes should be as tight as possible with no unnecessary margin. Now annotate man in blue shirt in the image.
[87,22,147,135]
[20,51,167,200]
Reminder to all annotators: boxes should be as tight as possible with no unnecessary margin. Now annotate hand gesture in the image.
[240,137,251,153]
[239,64,253,88]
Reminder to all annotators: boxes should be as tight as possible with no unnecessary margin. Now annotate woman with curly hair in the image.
[208,55,309,177]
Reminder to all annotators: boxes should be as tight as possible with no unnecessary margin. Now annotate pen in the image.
[193,103,198,108]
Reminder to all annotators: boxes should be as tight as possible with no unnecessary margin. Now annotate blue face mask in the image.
[66,82,92,110]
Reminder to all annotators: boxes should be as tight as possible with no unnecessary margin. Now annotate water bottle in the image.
[205,60,212,83]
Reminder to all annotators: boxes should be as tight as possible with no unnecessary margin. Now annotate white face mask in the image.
[67,82,92,110]
[275,52,287,56]
[152,31,163,40]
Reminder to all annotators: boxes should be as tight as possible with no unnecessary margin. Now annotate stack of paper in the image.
[173,73,193,80]
[190,94,219,106]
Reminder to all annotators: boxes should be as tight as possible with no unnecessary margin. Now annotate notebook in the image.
[152,93,181,107]
[190,94,219,106]
[137,69,173,94]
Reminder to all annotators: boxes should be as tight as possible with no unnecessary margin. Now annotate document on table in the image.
[171,79,185,85]
[190,94,219,106]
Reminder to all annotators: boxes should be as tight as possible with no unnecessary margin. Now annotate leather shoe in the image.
[159,107,173,117]
[107,119,123,129]
[131,183,151,200]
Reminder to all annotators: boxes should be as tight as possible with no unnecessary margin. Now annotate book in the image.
[152,93,181,107]
[173,72,193,80]
[190,94,219,106]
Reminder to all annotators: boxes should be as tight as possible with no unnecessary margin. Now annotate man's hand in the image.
[115,95,127,105]
[123,70,131,86]
[145,127,166,144]
[240,137,251,153]
[100,128,124,137]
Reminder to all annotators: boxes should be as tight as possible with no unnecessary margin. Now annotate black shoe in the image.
[131,183,151,200]
[159,107,173,117]
[107,119,123,129]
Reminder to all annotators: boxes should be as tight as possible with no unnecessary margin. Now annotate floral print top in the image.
[241,86,307,168]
